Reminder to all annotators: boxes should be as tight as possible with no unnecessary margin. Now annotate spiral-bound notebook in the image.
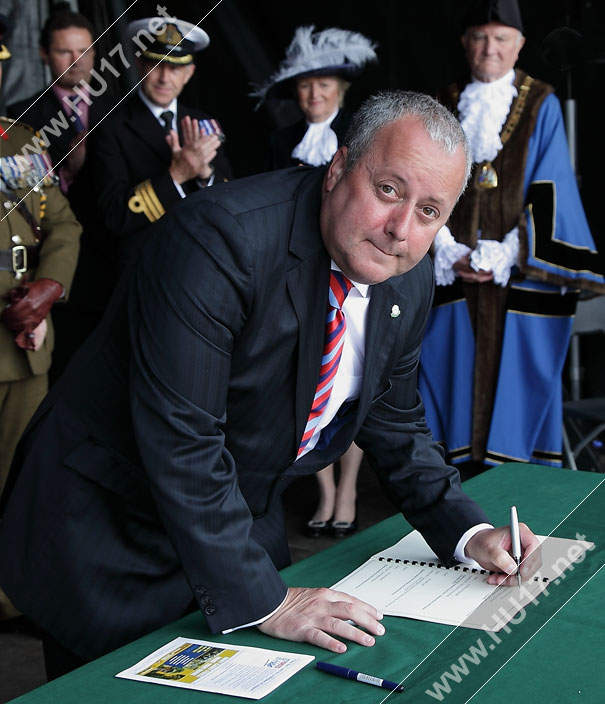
[331,530,594,631]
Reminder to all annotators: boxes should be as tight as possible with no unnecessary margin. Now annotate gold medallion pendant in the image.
[477,162,498,189]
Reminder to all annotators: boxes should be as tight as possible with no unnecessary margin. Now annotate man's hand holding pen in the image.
[465,520,542,586]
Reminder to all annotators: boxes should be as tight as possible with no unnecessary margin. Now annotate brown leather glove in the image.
[1,278,63,349]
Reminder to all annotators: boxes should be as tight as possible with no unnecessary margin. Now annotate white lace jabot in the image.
[291,109,339,166]
[458,69,517,164]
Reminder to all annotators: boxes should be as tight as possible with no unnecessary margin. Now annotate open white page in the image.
[332,531,594,631]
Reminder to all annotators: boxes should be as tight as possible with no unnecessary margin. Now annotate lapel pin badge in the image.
[391,304,400,318]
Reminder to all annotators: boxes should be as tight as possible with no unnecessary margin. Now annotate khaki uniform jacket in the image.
[0,117,82,381]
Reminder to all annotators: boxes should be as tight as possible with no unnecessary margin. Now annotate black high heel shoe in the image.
[304,519,332,538]
[330,499,358,538]
[330,518,357,538]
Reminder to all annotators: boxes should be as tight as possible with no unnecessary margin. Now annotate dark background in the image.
[73,0,604,241]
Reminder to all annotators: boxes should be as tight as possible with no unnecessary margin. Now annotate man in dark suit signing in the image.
[0,90,540,678]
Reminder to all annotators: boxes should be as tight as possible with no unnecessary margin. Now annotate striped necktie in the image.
[298,270,353,455]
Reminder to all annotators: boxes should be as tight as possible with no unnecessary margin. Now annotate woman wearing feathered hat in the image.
[253,25,377,170]
[252,26,377,539]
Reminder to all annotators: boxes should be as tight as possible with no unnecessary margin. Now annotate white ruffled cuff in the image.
[470,227,520,286]
[433,225,472,286]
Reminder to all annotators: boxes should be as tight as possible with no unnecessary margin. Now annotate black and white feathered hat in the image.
[251,25,377,106]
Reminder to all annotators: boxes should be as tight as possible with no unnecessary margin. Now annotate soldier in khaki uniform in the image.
[0,19,82,619]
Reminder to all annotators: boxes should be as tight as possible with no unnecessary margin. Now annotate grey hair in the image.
[343,90,472,192]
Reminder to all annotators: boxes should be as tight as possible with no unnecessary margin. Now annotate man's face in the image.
[296,75,343,123]
[461,22,525,82]
[40,27,95,88]
[138,59,195,108]
[320,117,467,285]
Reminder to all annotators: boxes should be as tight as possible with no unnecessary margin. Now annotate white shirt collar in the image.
[331,261,370,298]
[469,68,516,91]
[137,87,178,127]
[305,108,339,128]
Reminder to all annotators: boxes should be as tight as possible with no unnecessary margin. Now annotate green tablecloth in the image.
[12,464,605,703]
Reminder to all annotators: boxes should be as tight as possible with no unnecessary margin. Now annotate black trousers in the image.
[41,600,200,680]
[42,632,89,681]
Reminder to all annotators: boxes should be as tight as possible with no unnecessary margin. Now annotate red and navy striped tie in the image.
[298,270,353,455]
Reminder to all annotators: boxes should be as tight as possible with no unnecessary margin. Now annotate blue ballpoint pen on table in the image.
[510,505,522,588]
[316,661,404,692]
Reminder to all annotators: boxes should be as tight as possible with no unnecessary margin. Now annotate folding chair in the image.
[562,294,605,471]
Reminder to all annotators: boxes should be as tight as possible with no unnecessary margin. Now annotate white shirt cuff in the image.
[220,592,289,634]
[196,171,215,189]
[433,225,472,286]
[173,179,187,199]
[454,523,494,567]
[470,227,519,286]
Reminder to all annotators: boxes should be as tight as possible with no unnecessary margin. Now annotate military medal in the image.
[477,161,498,189]
[0,153,57,190]
[198,118,226,143]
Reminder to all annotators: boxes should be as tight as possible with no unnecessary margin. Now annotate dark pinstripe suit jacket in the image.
[0,166,489,659]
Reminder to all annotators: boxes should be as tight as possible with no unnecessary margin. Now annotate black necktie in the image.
[159,110,174,134]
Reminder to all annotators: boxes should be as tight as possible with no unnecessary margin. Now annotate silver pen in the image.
[510,505,522,587]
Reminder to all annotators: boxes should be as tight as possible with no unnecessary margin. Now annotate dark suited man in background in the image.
[89,16,232,273]
[0,90,540,679]
[7,6,108,194]
[7,7,117,383]
[0,16,81,620]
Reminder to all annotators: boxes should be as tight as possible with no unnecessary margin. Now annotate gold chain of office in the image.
[477,75,534,189]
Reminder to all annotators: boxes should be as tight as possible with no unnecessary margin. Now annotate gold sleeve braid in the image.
[39,190,47,222]
[127,179,166,223]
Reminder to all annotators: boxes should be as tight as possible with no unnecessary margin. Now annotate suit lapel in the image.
[287,253,330,447]
[285,168,331,445]
[41,92,78,162]
[89,95,112,129]
[359,278,408,412]
[124,96,172,161]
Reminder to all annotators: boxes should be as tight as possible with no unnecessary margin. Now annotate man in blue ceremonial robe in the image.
[419,0,604,469]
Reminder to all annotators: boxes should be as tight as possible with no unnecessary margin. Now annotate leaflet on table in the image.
[116,636,314,699]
